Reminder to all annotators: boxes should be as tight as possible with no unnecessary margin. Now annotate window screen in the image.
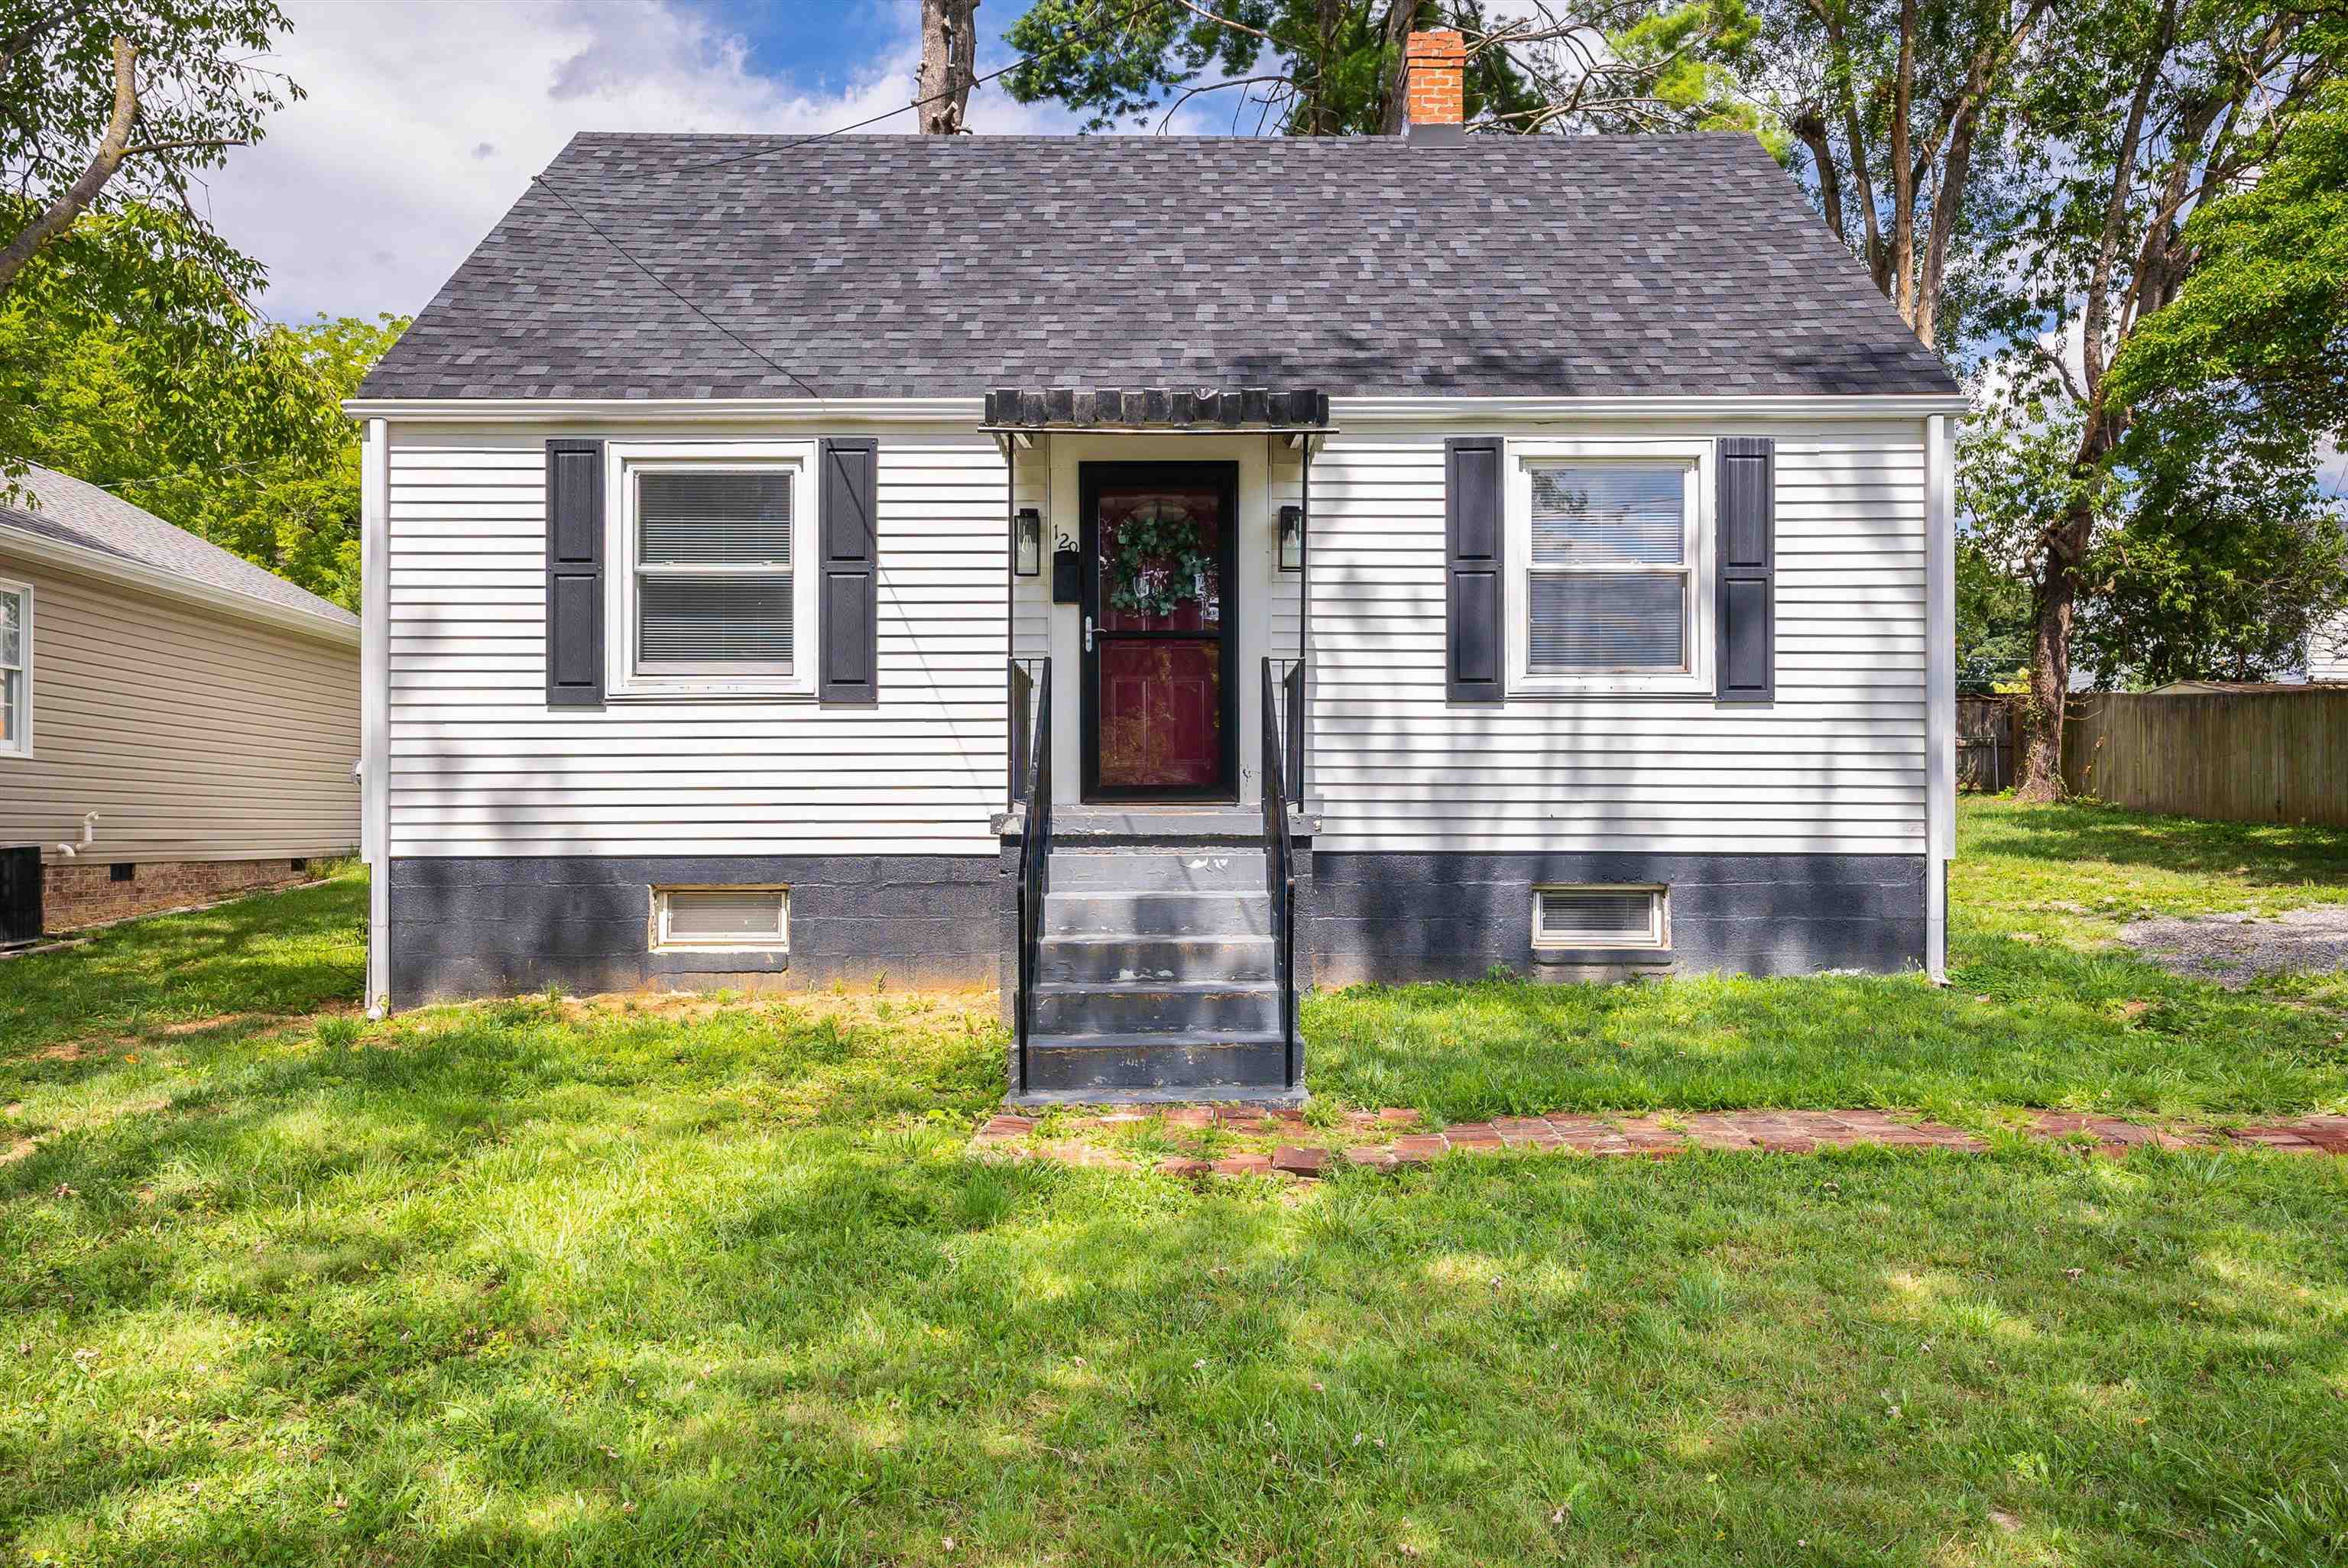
[634,471,793,671]
[0,585,24,751]
[654,887,789,950]
[1526,464,1691,675]
[1533,886,1666,949]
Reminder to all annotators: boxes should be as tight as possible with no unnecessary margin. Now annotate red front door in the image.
[1081,463,1238,801]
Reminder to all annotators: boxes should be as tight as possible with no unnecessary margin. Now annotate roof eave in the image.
[344,390,1969,424]
[0,520,361,647]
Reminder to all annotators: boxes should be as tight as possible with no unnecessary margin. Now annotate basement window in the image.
[650,886,790,953]
[1532,885,1667,951]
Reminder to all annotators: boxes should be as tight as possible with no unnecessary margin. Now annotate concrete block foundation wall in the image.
[387,854,1006,1005]
[44,856,324,931]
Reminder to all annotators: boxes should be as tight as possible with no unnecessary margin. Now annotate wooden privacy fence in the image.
[1957,696,2019,792]
[2061,688,2348,827]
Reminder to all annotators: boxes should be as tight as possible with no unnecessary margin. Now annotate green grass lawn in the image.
[5,802,2347,1566]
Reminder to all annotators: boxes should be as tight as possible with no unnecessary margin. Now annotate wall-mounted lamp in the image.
[1013,507,1042,576]
[1278,504,1305,572]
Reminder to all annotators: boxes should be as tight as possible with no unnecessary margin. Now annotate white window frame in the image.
[1532,884,1669,951]
[603,439,821,700]
[648,885,790,954]
[1506,439,1714,695]
[0,576,29,759]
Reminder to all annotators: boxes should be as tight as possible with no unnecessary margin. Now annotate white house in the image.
[346,33,1964,1103]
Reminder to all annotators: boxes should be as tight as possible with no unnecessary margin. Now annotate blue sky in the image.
[201,0,1075,323]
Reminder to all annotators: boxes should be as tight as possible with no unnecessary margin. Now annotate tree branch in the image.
[0,33,137,298]
[122,137,249,157]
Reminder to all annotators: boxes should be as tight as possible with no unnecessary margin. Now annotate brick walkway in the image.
[972,1106,2348,1181]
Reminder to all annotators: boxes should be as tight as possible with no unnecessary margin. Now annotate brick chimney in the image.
[1403,29,1465,141]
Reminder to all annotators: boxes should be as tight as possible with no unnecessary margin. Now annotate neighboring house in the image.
[0,465,360,932]
[2307,617,2348,684]
[346,31,1964,1102]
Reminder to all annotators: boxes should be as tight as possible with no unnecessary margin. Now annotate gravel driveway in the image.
[2117,904,2348,986]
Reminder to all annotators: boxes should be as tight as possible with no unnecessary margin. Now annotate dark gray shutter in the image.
[1445,436,1505,701]
[819,437,880,704]
[1716,436,1776,701]
[545,438,605,706]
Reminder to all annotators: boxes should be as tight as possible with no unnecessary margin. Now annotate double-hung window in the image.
[606,442,819,698]
[0,578,27,756]
[1508,441,1712,695]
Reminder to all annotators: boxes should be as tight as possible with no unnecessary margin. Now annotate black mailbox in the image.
[1051,546,1082,604]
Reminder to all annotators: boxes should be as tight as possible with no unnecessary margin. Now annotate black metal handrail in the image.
[1010,658,1051,1094]
[1261,657,1300,1087]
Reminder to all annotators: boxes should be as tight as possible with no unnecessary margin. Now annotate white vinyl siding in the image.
[384,425,1008,857]
[0,546,358,859]
[1307,418,1929,857]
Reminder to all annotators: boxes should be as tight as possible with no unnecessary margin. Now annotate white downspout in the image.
[1925,414,1957,981]
[361,417,393,1016]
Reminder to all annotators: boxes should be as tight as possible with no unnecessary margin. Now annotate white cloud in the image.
[196,0,1075,322]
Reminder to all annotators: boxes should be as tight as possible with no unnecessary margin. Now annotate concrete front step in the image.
[1033,979,1283,1036]
[1046,847,1268,893]
[1020,1030,1292,1093]
[1043,889,1271,938]
[1038,934,1278,984]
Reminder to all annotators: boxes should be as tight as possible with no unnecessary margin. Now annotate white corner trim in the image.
[1925,413,1957,982]
[362,417,392,1016]
[0,522,360,647]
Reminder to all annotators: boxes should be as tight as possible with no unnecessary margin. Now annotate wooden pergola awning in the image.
[981,387,1331,432]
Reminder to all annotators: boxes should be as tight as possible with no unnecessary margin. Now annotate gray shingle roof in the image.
[0,466,358,630]
[360,132,1958,402]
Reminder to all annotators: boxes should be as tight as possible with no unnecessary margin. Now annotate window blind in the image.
[635,471,793,669]
[1526,462,1691,675]
[1529,467,1685,565]
[1529,575,1685,672]
[638,578,793,663]
[639,473,792,565]
[659,888,787,947]
[1536,888,1664,948]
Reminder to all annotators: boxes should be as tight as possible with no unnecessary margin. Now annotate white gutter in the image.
[0,523,361,647]
[342,392,1973,426]
[361,418,392,1017]
[1925,413,1957,982]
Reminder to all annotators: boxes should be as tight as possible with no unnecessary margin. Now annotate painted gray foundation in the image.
[1302,852,1927,986]
[387,855,1005,1005]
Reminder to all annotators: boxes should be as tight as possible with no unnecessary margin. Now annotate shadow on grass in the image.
[7,1066,2345,1567]
[1963,798,2348,890]
[1301,932,2348,1123]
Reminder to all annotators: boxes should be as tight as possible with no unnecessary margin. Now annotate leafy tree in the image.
[0,0,296,296]
[1961,0,2344,796]
[2106,78,2348,454]
[1749,0,2052,349]
[1000,2,1759,137]
[1,245,401,610]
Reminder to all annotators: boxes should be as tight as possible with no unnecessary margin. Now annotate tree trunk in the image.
[916,0,981,134]
[2015,501,2092,801]
[1374,0,1420,136]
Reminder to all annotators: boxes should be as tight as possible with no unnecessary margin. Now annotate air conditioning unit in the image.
[0,844,41,947]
